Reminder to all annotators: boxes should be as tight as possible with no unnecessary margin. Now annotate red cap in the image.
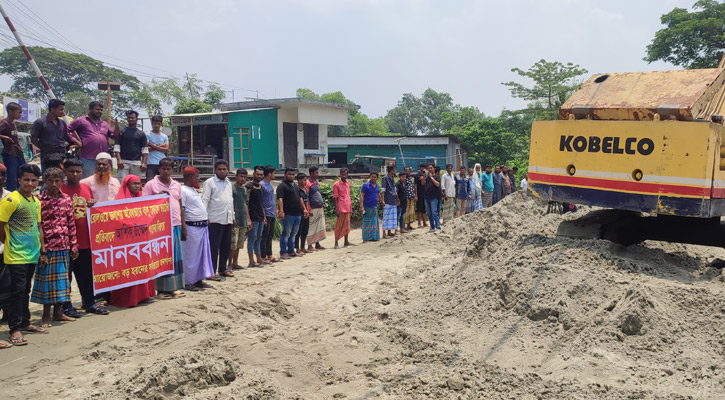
[182,167,200,176]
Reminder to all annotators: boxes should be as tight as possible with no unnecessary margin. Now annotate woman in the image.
[473,163,483,211]
[109,175,156,307]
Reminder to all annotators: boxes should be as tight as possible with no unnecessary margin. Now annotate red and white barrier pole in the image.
[0,2,56,99]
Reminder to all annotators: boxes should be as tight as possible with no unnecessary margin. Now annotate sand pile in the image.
[3,191,725,399]
[349,191,725,398]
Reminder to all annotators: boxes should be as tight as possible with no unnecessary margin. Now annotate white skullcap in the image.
[96,152,112,161]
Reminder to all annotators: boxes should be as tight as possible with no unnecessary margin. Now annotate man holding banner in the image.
[142,158,186,299]
[180,167,214,290]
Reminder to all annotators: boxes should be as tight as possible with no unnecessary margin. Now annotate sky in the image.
[0,0,699,118]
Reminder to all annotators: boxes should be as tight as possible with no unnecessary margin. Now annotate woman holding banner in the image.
[108,175,157,308]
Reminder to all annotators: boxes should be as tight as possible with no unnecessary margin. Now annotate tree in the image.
[293,88,391,136]
[0,46,143,117]
[385,93,423,135]
[420,88,454,134]
[502,59,587,120]
[645,0,725,69]
[149,74,223,114]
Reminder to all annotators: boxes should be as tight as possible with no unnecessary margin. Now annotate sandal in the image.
[63,306,82,319]
[172,291,186,298]
[157,292,173,300]
[0,340,12,349]
[209,274,223,282]
[231,265,244,270]
[196,281,213,289]
[8,335,26,346]
[85,304,110,315]
[184,284,200,291]
[21,325,48,334]
[270,257,283,263]
[220,270,234,277]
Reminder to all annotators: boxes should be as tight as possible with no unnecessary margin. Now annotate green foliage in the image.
[149,74,222,114]
[385,93,423,135]
[448,111,531,166]
[645,0,725,69]
[0,46,144,118]
[502,59,587,120]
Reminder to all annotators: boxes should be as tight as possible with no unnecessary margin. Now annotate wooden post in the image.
[106,85,111,124]
[190,119,194,167]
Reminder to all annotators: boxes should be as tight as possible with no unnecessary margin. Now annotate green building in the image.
[170,98,359,173]
[327,135,469,172]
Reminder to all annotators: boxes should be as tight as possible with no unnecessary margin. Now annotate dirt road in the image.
[1,191,724,399]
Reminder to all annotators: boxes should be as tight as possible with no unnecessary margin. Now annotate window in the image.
[303,124,319,149]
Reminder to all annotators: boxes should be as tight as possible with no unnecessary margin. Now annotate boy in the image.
[228,169,249,270]
[32,168,78,327]
[0,164,47,346]
[145,115,169,181]
[60,158,106,316]
[396,171,408,234]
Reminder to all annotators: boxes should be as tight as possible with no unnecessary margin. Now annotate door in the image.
[283,122,297,168]
[231,127,251,169]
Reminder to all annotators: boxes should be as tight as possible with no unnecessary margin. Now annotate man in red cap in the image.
[180,167,214,289]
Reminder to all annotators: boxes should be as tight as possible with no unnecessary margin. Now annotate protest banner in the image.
[88,194,174,294]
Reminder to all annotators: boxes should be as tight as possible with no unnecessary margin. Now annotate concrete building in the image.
[327,135,468,172]
[170,98,359,173]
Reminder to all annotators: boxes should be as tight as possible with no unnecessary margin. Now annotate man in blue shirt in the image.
[481,164,494,208]
[145,115,168,180]
[260,165,280,264]
[454,166,471,217]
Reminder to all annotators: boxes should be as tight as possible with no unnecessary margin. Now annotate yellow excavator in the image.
[527,57,725,246]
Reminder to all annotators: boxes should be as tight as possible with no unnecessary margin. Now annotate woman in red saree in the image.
[109,175,156,307]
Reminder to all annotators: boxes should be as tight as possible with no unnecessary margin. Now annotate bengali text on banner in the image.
[88,194,174,294]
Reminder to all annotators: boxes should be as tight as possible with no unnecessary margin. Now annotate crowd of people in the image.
[0,99,528,349]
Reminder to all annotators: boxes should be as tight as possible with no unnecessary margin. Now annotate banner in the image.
[88,194,174,294]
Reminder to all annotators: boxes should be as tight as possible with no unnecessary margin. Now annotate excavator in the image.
[527,57,725,247]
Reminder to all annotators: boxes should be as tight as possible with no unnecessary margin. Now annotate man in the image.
[228,169,249,270]
[466,167,477,214]
[67,101,120,178]
[501,165,512,199]
[305,166,326,251]
[441,164,456,224]
[294,173,310,256]
[332,168,352,248]
[143,158,186,298]
[276,168,307,259]
[454,166,470,217]
[1,164,48,345]
[60,159,106,316]
[180,167,214,291]
[395,171,408,233]
[520,173,528,191]
[403,166,416,231]
[245,166,266,268]
[414,163,428,229]
[380,165,398,238]
[80,153,120,203]
[146,115,169,181]
[260,166,280,263]
[0,102,26,191]
[482,164,494,208]
[114,110,148,179]
[202,160,235,279]
[423,164,442,233]
[492,165,503,205]
[31,99,81,172]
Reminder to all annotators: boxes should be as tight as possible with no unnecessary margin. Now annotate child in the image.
[396,172,408,234]
[0,164,47,346]
[294,173,310,256]
[228,169,248,270]
[31,168,78,327]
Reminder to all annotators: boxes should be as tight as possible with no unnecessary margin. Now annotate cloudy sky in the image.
[0,0,698,117]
